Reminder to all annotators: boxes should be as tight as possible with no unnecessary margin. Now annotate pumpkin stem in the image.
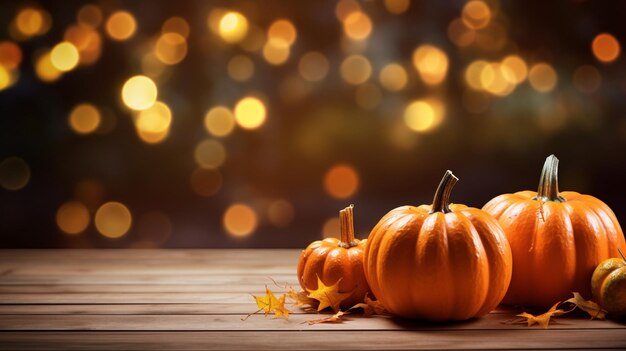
[619,248,626,264]
[533,154,566,202]
[430,170,459,214]
[339,205,357,248]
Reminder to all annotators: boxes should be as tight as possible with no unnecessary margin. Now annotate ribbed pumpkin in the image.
[483,155,626,308]
[364,171,512,321]
[297,205,371,309]
[591,250,626,317]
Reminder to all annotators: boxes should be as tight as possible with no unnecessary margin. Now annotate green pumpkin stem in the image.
[430,170,459,214]
[339,205,357,248]
[619,248,626,264]
[533,154,566,202]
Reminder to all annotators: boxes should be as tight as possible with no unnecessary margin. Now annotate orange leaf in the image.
[306,276,352,312]
[565,292,607,320]
[349,294,386,316]
[304,310,348,325]
[244,286,291,320]
[516,301,569,328]
[286,286,316,307]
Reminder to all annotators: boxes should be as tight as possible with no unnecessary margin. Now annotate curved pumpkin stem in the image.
[339,205,357,248]
[430,170,459,214]
[533,154,566,202]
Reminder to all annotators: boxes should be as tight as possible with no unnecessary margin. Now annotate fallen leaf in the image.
[565,292,607,320]
[516,301,570,329]
[306,276,352,312]
[286,286,316,307]
[349,294,386,316]
[243,286,291,320]
[303,310,348,325]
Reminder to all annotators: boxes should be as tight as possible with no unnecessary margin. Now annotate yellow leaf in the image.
[349,294,386,316]
[273,294,290,319]
[306,276,352,312]
[244,286,291,320]
[304,310,348,325]
[516,301,569,329]
[565,292,607,320]
[286,286,316,307]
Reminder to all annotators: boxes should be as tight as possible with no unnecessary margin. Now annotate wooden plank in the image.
[0,274,297,285]
[0,292,256,304]
[1,330,625,350]
[0,281,299,293]
[0,313,623,331]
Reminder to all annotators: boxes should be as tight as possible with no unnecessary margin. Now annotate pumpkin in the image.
[364,171,512,321]
[483,155,626,308]
[591,249,626,317]
[297,205,371,309]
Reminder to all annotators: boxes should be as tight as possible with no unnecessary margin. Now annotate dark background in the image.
[1,0,626,248]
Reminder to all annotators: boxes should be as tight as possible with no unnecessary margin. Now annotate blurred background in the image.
[1,0,625,248]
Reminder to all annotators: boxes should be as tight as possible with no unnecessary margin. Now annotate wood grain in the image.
[1,249,625,350]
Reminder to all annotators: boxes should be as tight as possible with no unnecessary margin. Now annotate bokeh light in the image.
[383,0,410,14]
[218,11,248,43]
[268,19,297,45]
[0,157,30,191]
[194,139,227,168]
[528,63,558,93]
[404,99,445,133]
[234,97,267,129]
[162,16,190,38]
[135,101,172,144]
[592,33,620,63]
[34,51,62,82]
[14,7,50,38]
[412,45,449,85]
[64,25,102,66]
[262,37,290,65]
[77,4,102,29]
[121,75,158,111]
[105,11,137,41]
[335,0,361,22]
[223,203,257,237]
[227,55,254,82]
[462,1,491,30]
[155,32,187,65]
[204,106,236,137]
[323,164,360,199]
[340,55,372,85]
[448,18,476,48]
[379,63,408,91]
[343,11,372,40]
[190,167,223,197]
[298,52,329,82]
[95,201,132,239]
[56,201,90,235]
[69,103,101,134]
[0,41,22,69]
[50,42,79,72]
[500,55,528,84]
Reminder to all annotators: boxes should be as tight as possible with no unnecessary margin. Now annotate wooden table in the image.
[0,249,625,350]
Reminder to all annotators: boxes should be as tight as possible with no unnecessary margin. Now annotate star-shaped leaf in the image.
[349,294,386,316]
[243,286,291,320]
[516,301,569,329]
[565,292,607,320]
[306,276,352,312]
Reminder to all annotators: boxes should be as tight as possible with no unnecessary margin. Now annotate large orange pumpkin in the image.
[483,155,626,308]
[364,171,512,321]
[297,205,371,309]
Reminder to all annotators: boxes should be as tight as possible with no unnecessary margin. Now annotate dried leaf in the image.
[303,310,348,325]
[565,292,607,320]
[243,286,291,320]
[306,276,352,312]
[516,301,569,329]
[349,294,386,316]
[286,286,316,307]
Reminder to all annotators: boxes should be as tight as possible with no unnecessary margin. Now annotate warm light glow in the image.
[69,103,101,134]
[194,139,227,168]
[77,4,102,29]
[56,201,90,235]
[500,55,528,84]
[462,1,491,30]
[267,200,294,228]
[412,45,449,85]
[355,83,382,110]
[322,217,341,239]
[383,0,410,14]
[323,164,360,199]
[234,97,267,129]
[64,25,102,65]
[121,75,158,111]
[227,55,254,82]
[573,65,602,94]
[218,11,248,43]
[465,60,489,90]
[528,63,558,93]
[0,157,30,191]
[95,201,132,238]
[404,99,445,133]
[190,167,223,197]
[204,106,236,137]
[0,41,22,70]
[343,11,372,40]
[136,101,172,134]
[592,33,620,63]
[268,19,297,45]
[15,8,47,36]
[340,55,372,85]
[379,63,408,91]
[155,32,187,65]
[162,16,190,38]
[480,63,515,96]
[298,51,329,82]
[223,203,258,237]
[105,11,137,41]
[50,42,79,72]
[335,0,361,21]
[239,26,266,52]
[0,66,10,90]
[448,18,476,48]
[262,37,290,65]
[35,51,62,82]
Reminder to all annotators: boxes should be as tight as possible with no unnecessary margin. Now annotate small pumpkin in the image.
[591,249,626,317]
[483,155,626,308]
[364,171,512,321]
[297,205,371,309]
